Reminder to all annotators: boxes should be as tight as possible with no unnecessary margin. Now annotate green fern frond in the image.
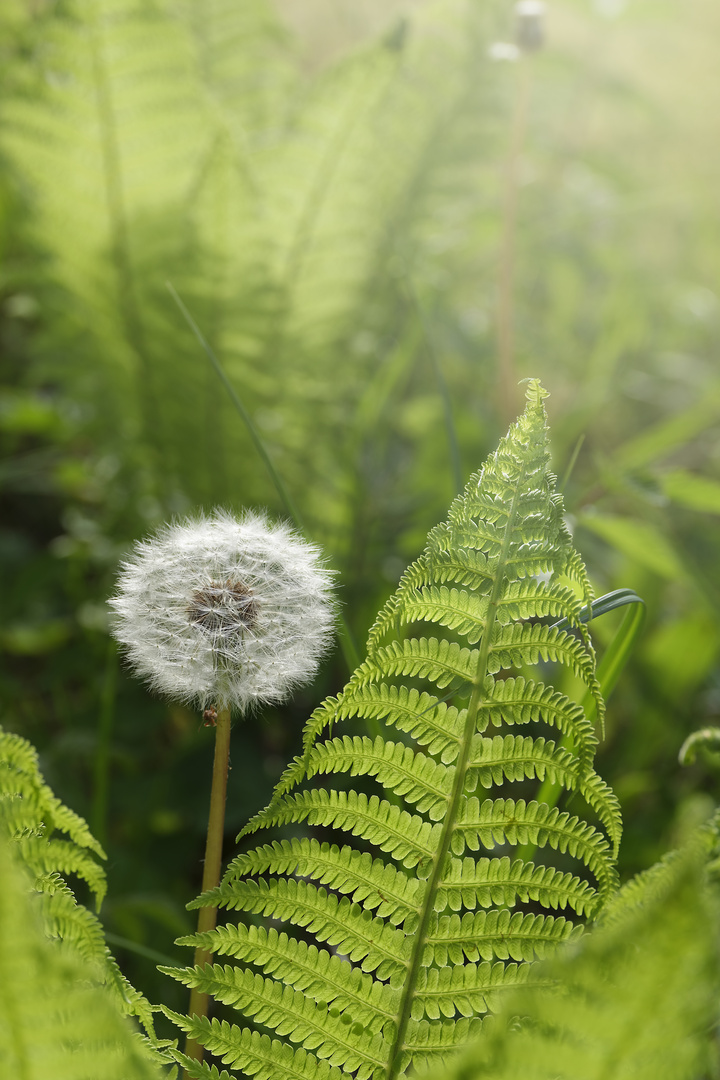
[1,0,500,522]
[0,832,166,1080]
[0,726,103,847]
[221,838,421,922]
[423,908,579,965]
[0,725,157,1040]
[431,834,718,1080]
[164,381,620,1078]
[1,727,107,903]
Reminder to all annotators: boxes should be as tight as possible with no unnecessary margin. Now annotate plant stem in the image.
[496,57,531,425]
[183,704,232,1068]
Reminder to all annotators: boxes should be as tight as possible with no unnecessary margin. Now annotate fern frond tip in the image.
[519,377,550,405]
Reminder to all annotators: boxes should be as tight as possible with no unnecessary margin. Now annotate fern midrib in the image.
[385,461,529,1080]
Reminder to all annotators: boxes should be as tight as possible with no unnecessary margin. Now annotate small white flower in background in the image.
[109,510,336,714]
[488,42,520,62]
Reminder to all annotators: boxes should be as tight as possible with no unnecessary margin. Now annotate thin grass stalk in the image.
[165,282,362,676]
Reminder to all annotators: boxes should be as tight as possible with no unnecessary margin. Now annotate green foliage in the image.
[0,724,158,1042]
[160,382,622,1078]
[0,0,494,527]
[1,0,720,1075]
[428,831,720,1080]
[2,0,719,954]
[0,829,167,1080]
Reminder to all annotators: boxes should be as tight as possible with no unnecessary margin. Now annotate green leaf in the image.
[613,392,720,471]
[661,468,720,514]
[577,513,684,580]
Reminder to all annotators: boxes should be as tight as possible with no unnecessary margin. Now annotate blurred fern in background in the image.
[0,0,719,1017]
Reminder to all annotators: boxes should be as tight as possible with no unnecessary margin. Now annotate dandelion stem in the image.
[183,704,232,1068]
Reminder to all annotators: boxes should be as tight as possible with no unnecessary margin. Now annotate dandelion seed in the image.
[109,509,336,714]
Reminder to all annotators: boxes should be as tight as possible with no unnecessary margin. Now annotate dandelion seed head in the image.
[109,509,336,713]
[515,0,546,51]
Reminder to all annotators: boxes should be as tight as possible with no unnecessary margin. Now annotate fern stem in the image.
[386,465,526,1079]
[183,704,232,1068]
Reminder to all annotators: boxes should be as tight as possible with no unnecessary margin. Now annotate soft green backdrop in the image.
[1,0,718,1011]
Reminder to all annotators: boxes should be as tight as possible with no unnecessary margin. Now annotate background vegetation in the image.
[1,0,718,1025]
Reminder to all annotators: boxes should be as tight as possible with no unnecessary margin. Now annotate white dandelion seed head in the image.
[108,509,337,714]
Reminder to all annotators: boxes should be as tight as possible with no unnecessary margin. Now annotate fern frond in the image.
[163,1011,345,1080]
[431,836,717,1080]
[0,833,164,1080]
[413,960,530,1020]
[354,637,479,690]
[172,926,399,1030]
[436,856,599,917]
[1,727,107,906]
[1,0,500,522]
[401,1015,486,1073]
[241,789,440,867]
[424,908,579,965]
[339,684,465,760]
[0,725,157,1039]
[0,729,104,855]
[451,798,615,895]
[15,834,108,907]
[223,838,420,922]
[306,736,453,817]
[167,968,390,1076]
[190,877,410,980]
[479,676,596,760]
[166,381,620,1077]
[467,735,621,853]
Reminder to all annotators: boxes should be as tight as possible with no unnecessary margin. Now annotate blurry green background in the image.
[1,0,719,1013]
